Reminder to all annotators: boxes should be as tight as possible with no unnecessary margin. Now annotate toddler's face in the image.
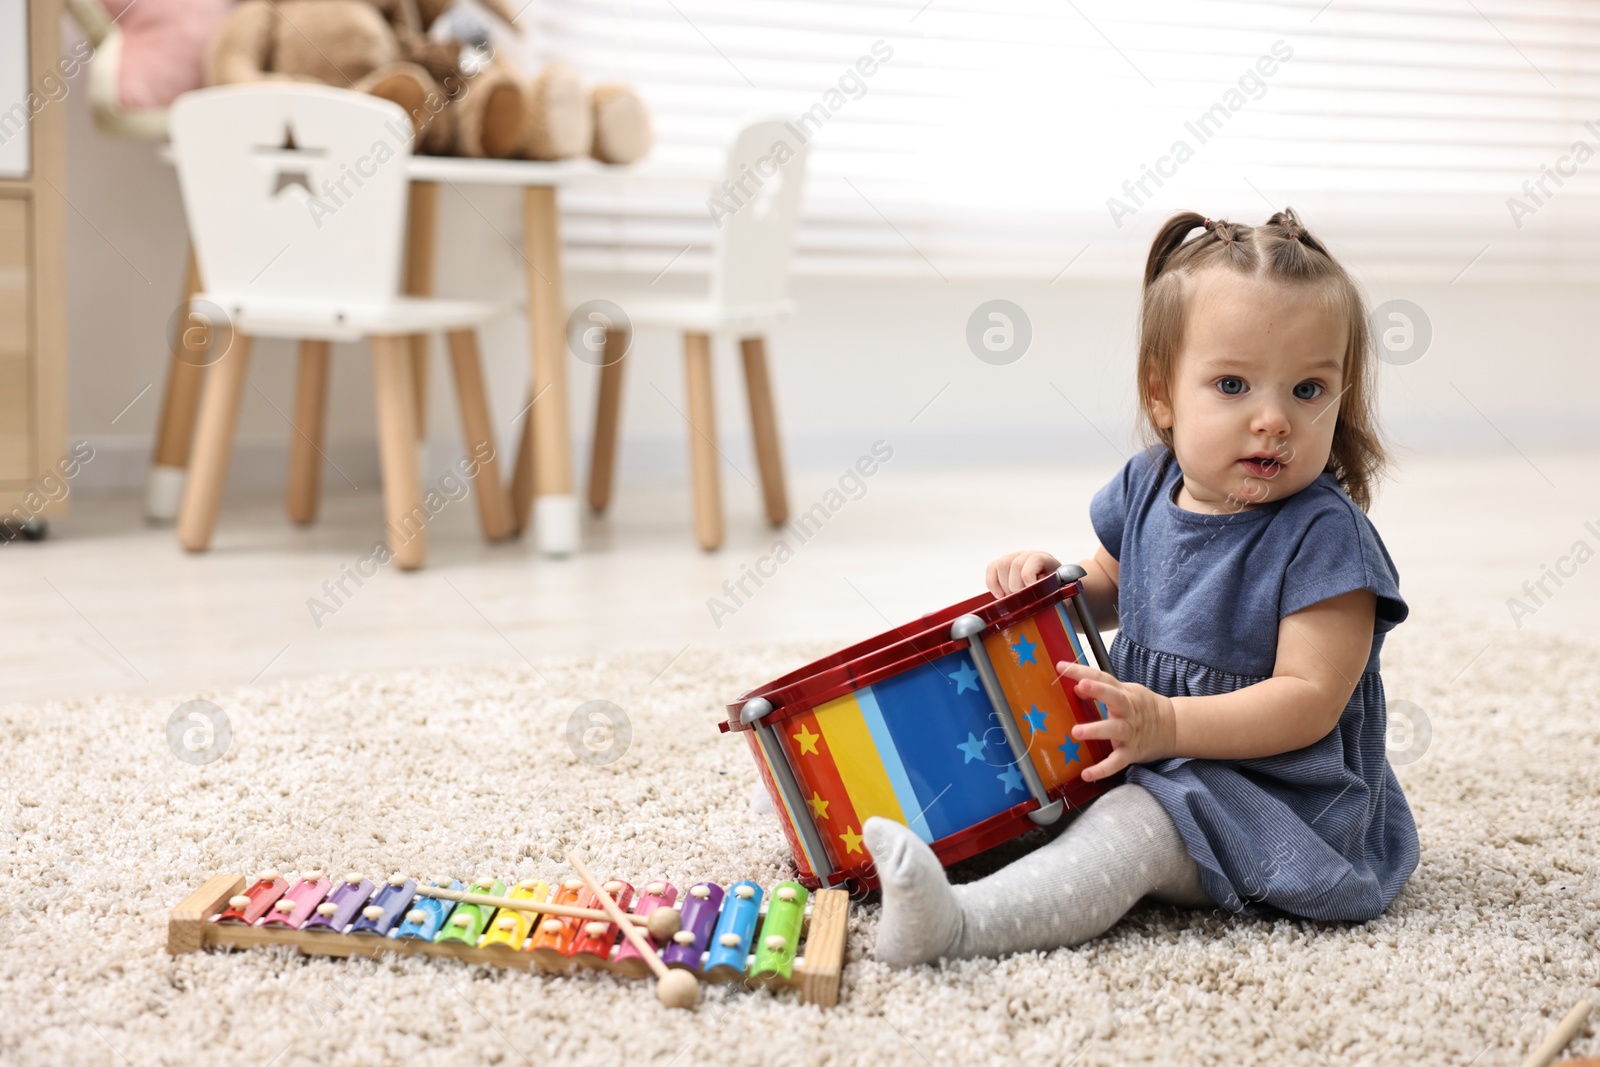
[1150,269,1347,512]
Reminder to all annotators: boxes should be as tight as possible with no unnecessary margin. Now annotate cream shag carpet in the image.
[3,606,1598,1067]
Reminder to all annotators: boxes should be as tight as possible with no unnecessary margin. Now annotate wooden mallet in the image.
[415,884,604,920]
[568,851,699,1010]
[413,883,681,942]
[1522,998,1592,1067]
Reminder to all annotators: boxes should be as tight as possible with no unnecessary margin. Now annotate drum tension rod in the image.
[740,697,843,886]
[1057,563,1115,676]
[951,614,1065,826]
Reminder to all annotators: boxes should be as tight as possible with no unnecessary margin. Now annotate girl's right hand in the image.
[985,550,1062,598]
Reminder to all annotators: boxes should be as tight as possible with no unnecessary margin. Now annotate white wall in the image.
[59,61,1600,498]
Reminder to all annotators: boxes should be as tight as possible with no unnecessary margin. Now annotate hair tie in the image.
[1202,217,1215,231]
[1279,207,1305,242]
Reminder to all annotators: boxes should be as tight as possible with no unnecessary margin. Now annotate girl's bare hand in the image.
[1057,660,1177,781]
[984,550,1062,598]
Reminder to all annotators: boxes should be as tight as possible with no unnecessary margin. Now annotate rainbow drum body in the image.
[723,564,1120,892]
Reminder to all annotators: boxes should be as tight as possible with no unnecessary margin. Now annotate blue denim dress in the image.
[1090,444,1418,921]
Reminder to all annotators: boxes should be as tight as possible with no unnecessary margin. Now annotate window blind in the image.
[506,0,1600,280]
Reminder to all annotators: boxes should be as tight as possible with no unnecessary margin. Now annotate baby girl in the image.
[864,208,1416,964]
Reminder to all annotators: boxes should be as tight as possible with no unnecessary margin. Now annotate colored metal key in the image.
[256,871,331,930]
[434,878,505,945]
[614,879,678,977]
[213,870,287,926]
[661,882,724,972]
[751,882,808,980]
[348,874,416,938]
[527,878,587,958]
[392,877,462,941]
[302,873,375,934]
[480,879,550,950]
[569,879,634,965]
[704,881,763,977]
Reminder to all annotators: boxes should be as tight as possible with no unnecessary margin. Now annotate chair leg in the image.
[177,332,255,552]
[287,339,331,525]
[148,248,207,521]
[682,330,723,550]
[405,181,439,441]
[371,335,428,570]
[587,328,629,514]
[409,337,431,442]
[509,398,534,537]
[445,328,514,542]
[740,335,789,526]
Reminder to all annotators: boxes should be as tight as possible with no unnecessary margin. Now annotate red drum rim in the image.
[724,570,1082,730]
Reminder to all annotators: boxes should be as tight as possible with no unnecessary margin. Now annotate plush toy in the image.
[585,79,653,164]
[204,0,653,163]
[421,0,653,163]
[63,0,235,138]
[205,0,521,157]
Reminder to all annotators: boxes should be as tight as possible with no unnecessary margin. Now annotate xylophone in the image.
[168,855,851,1008]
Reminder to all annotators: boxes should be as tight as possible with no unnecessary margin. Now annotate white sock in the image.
[863,817,963,966]
[865,783,1209,965]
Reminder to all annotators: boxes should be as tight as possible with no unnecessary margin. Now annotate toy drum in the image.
[722,564,1121,892]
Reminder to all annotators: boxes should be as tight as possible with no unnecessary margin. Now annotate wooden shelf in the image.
[0,0,68,512]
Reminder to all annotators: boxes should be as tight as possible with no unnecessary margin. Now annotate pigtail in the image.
[1264,206,1332,274]
[1143,211,1211,290]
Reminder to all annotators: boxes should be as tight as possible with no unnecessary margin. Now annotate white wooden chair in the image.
[168,83,512,569]
[586,118,808,550]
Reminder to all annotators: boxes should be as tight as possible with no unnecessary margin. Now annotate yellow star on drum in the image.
[839,826,863,854]
[793,724,820,755]
[808,791,830,820]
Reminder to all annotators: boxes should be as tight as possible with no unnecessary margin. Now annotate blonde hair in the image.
[1135,208,1386,512]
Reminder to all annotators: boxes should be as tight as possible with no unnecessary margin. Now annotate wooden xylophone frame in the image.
[168,875,852,1008]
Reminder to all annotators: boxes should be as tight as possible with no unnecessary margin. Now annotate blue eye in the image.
[1294,381,1324,401]
[1217,377,1245,395]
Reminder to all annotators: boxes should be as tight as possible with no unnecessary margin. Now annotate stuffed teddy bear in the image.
[205,0,653,163]
[206,0,522,157]
[407,0,654,163]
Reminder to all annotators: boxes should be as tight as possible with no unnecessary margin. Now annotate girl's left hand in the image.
[1056,660,1178,782]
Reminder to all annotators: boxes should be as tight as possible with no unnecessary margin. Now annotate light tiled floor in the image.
[4,450,1596,705]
